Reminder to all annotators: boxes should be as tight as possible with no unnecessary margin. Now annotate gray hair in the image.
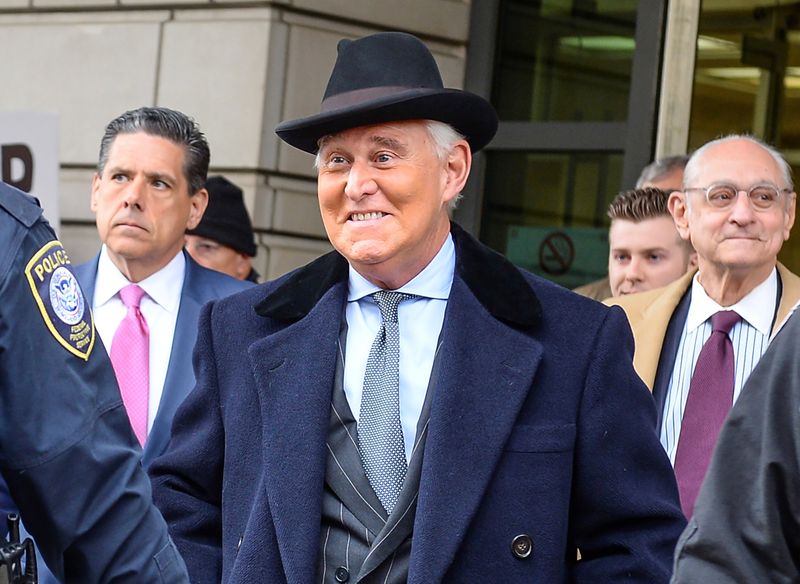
[425,121,467,212]
[97,107,210,195]
[314,120,467,211]
[683,134,793,191]
[635,155,689,189]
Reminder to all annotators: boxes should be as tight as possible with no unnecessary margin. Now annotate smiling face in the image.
[608,216,692,296]
[91,132,208,282]
[670,139,795,288]
[316,121,470,289]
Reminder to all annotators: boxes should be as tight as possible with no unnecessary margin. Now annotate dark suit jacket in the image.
[76,250,252,467]
[150,224,686,583]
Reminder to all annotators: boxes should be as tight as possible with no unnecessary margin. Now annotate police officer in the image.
[0,181,189,583]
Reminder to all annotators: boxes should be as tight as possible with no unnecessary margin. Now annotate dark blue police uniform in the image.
[0,181,189,583]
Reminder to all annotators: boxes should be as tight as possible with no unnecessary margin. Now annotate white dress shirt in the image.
[92,246,185,433]
[343,234,454,462]
[660,268,777,463]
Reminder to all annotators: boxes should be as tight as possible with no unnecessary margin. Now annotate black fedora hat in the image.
[275,32,498,154]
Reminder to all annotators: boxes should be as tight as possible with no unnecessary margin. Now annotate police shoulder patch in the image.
[25,240,95,360]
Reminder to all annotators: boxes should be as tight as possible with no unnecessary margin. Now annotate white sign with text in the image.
[0,112,60,232]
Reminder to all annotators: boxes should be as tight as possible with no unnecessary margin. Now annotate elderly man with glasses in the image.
[607,134,800,520]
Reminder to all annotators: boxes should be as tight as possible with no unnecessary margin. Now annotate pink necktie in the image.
[110,284,150,447]
[673,310,740,518]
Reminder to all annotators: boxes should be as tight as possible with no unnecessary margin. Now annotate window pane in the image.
[493,0,639,122]
[688,0,800,272]
[480,151,622,288]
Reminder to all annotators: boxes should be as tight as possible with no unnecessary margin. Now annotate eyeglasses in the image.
[684,183,791,211]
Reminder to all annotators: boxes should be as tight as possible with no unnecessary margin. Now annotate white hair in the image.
[313,120,467,212]
[425,120,467,211]
[683,134,793,191]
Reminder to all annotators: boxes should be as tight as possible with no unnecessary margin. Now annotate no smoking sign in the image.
[538,232,575,275]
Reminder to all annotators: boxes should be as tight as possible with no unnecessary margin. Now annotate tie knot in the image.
[711,310,740,335]
[372,290,415,324]
[119,284,146,309]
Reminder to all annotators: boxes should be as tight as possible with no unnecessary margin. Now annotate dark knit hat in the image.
[275,32,498,154]
[187,176,257,257]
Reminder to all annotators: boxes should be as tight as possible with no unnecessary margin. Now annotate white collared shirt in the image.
[660,268,777,462]
[344,234,454,461]
[92,246,185,433]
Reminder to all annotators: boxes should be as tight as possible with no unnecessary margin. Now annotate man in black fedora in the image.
[185,175,260,283]
[150,31,685,583]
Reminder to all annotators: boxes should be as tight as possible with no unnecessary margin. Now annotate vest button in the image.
[511,534,533,559]
[334,566,350,582]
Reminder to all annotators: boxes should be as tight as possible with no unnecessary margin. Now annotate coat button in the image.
[334,566,350,582]
[511,534,533,559]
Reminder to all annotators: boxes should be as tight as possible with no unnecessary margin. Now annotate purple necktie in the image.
[674,310,740,518]
[110,284,150,447]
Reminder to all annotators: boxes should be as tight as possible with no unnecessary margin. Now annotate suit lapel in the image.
[651,290,690,430]
[325,341,387,535]
[409,277,542,583]
[74,255,99,303]
[614,270,694,390]
[249,282,347,584]
[143,258,203,468]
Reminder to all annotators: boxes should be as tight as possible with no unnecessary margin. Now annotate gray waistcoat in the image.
[316,333,441,584]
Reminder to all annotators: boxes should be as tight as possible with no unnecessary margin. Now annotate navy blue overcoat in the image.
[151,223,686,583]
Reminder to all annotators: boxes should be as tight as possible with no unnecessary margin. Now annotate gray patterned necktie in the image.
[358,290,415,514]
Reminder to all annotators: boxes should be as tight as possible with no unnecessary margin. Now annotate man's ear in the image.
[90,173,101,212]
[441,140,471,207]
[669,191,691,241]
[186,188,209,230]
[783,191,796,241]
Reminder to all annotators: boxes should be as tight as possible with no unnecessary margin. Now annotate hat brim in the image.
[275,88,498,154]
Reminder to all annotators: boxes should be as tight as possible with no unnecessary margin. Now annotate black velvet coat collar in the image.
[255,222,542,329]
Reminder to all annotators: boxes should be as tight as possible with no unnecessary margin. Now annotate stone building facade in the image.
[0,0,472,280]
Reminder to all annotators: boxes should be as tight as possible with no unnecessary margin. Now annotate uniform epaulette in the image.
[0,182,43,228]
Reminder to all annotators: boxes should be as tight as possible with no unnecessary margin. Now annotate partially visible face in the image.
[671,139,796,275]
[608,216,692,296]
[185,235,252,280]
[316,121,469,287]
[91,132,207,280]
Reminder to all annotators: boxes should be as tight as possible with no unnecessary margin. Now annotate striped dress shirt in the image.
[660,269,777,464]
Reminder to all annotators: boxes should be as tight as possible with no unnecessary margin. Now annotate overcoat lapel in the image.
[408,276,543,583]
[772,262,800,335]
[249,253,349,584]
